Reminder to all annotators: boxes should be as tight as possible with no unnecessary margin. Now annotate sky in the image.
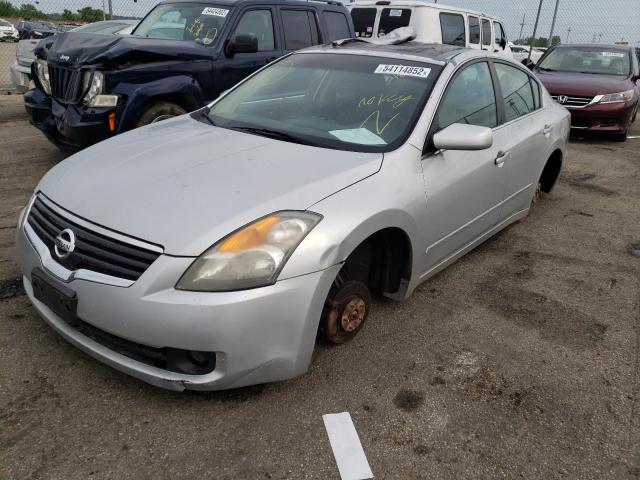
[8,0,640,46]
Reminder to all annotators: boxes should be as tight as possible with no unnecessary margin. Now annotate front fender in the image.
[113,75,206,132]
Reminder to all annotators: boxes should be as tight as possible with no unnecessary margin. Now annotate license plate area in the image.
[31,268,78,326]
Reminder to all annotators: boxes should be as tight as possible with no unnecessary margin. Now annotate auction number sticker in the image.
[374,64,431,78]
[202,7,229,16]
[389,9,403,17]
[601,51,624,57]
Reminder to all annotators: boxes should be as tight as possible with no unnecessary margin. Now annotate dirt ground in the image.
[0,93,639,479]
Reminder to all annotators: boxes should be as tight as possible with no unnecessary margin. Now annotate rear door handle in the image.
[495,150,509,166]
[543,124,552,135]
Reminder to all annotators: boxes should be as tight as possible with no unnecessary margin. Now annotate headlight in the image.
[597,89,635,104]
[176,212,322,292]
[81,71,117,107]
[35,59,51,94]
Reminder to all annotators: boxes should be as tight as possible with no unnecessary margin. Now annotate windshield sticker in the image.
[389,9,403,17]
[600,51,624,57]
[374,64,431,78]
[202,7,229,17]
[329,128,387,145]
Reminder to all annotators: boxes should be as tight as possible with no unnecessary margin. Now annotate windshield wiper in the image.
[537,67,555,72]
[230,126,309,145]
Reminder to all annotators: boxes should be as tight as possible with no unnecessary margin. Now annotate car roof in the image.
[300,41,477,65]
[160,0,346,7]
[551,43,631,51]
[349,0,499,20]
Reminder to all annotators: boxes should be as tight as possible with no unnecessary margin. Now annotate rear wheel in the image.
[136,101,187,128]
[320,280,371,344]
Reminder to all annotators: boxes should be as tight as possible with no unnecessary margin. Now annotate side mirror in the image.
[226,33,258,57]
[433,123,493,151]
[521,58,535,70]
[499,37,507,50]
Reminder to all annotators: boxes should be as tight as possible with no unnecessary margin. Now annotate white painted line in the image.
[323,412,373,480]
[627,135,640,139]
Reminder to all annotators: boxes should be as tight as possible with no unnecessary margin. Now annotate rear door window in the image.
[281,9,319,50]
[495,63,536,122]
[324,11,350,41]
[439,12,465,46]
[351,7,377,38]
[468,16,480,44]
[481,19,491,46]
[378,8,411,37]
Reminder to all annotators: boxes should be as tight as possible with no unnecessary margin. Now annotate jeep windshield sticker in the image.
[329,128,387,145]
[202,7,228,17]
[389,9,403,17]
[600,52,624,57]
[374,64,431,79]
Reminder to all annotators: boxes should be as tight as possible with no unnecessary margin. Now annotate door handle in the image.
[542,124,552,135]
[495,150,509,166]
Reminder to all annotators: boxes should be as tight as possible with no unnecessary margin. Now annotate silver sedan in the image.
[15,40,570,390]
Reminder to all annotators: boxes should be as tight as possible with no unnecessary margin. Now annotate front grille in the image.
[27,196,161,281]
[48,64,83,104]
[551,94,594,108]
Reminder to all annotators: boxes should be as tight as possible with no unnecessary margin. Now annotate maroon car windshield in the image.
[538,47,631,76]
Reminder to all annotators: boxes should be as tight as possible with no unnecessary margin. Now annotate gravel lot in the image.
[0,93,639,479]
[0,42,17,89]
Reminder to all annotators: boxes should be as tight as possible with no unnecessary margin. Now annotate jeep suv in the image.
[25,0,354,151]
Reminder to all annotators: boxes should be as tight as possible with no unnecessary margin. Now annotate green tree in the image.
[18,3,48,19]
[0,0,19,17]
[77,6,104,22]
[61,9,78,21]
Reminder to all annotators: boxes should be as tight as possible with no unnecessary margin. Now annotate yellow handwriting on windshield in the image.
[358,93,415,110]
[359,110,401,136]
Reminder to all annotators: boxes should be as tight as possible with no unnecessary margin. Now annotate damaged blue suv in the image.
[25,0,354,151]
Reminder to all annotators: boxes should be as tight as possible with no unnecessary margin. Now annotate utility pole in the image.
[107,0,113,19]
[518,13,526,42]
[566,27,572,43]
[527,1,544,62]
[549,0,560,45]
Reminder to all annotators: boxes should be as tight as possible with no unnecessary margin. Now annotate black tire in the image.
[320,280,371,344]
[136,101,187,128]
[613,129,628,142]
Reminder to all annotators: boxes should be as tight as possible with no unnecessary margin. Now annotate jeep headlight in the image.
[82,71,118,107]
[176,212,321,292]
[597,89,635,104]
[35,59,51,94]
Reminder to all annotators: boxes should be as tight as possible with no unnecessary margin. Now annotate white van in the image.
[348,0,513,59]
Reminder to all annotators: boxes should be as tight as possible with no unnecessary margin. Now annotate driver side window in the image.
[235,9,275,51]
[435,62,497,130]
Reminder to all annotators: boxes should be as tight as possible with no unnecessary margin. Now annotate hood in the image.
[38,116,382,256]
[535,70,632,96]
[37,32,213,67]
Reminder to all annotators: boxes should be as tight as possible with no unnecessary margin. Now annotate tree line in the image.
[0,1,105,22]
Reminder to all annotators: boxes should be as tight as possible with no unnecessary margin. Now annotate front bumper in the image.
[567,101,636,133]
[24,88,119,150]
[0,31,18,41]
[15,215,339,391]
[10,61,31,92]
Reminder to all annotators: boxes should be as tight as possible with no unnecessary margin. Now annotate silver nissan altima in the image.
[15,38,570,391]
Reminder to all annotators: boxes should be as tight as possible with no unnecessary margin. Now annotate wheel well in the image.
[337,228,412,297]
[540,149,563,193]
[140,94,199,114]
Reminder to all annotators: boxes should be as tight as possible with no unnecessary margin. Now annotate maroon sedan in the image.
[533,44,639,141]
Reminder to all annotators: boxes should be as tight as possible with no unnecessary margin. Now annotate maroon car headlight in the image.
[596,89,635,104]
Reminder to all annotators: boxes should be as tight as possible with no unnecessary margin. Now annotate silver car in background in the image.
[15,38,570,391]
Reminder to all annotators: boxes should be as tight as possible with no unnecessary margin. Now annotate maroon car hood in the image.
[535,70,632,96]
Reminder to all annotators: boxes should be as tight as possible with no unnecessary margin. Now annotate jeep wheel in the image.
[136,102,187,127]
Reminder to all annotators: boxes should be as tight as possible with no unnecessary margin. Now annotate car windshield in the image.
[206,52,441,152]
[133,2,231,44]
[538,47,630,75]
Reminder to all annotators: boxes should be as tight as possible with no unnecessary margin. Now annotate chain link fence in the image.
[1,0,639,90]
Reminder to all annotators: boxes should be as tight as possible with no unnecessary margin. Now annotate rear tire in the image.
[136,101,187,128]
[320,280,371,344]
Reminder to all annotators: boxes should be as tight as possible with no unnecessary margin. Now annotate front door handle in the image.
[542,124,552,135]
[495,150,509,166]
